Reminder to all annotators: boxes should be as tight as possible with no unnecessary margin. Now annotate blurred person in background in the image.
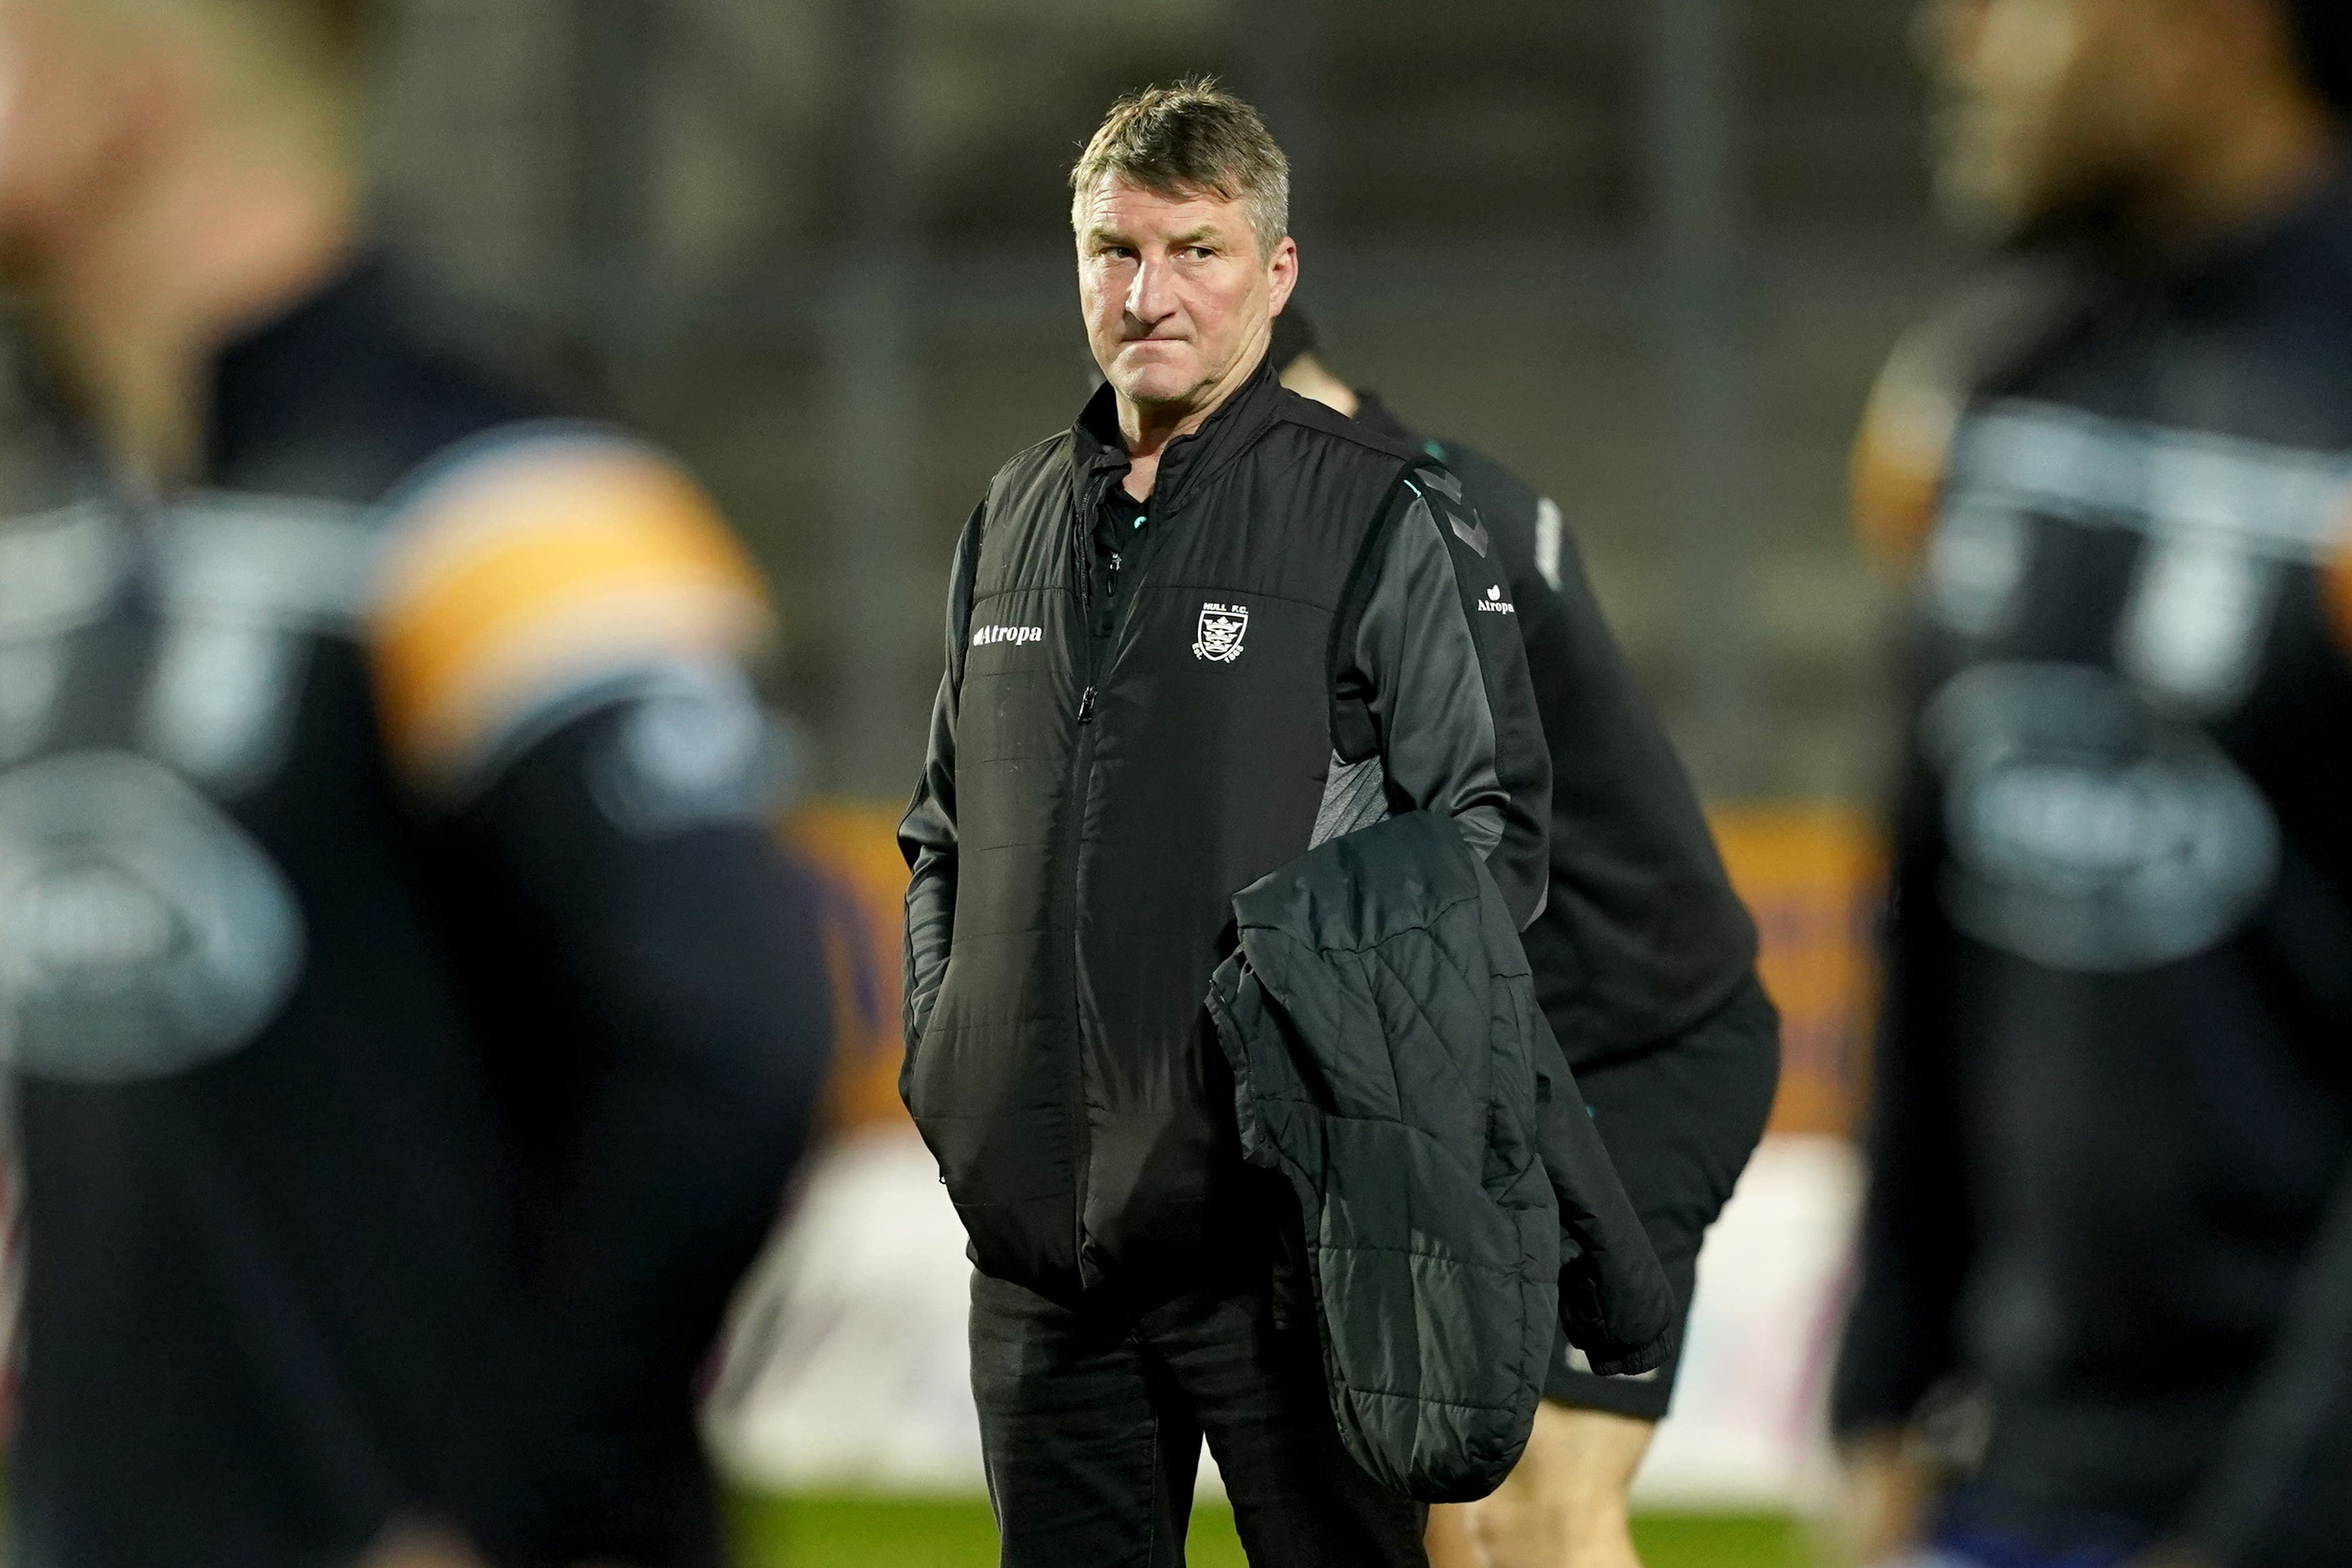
[0,1,835,1565]
[1273,311,1780,1568]
[1837,1,2352,1565]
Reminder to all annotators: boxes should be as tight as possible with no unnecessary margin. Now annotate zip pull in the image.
[1077,686,1097,724]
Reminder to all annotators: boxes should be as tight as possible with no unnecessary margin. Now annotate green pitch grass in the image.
[731,1493,1808,1566]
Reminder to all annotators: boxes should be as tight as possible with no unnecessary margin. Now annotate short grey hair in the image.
[1069,77,1291,256]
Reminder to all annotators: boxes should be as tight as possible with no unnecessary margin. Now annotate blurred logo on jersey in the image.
[1477,584,1516,615]
[0,503,129,767]
[0,502,122,642]
[1938,399,2349,710]
[1927,497,2031,639]
[590,664,785,837]
[143,495,373,796]
[0,750,304,1081]
[1195,602,1248,662]
[1924,662,2278,973]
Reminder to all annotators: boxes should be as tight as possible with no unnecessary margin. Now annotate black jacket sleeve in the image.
[1831,714,1977,1440]
[1345,474,1552,927]
[451,672,835,1565]
[898,503,984,1083]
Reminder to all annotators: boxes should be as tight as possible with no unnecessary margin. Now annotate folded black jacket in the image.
[1206,810,1678,1503]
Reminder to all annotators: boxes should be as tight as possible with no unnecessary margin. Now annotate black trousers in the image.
[969,1267,1429,1568]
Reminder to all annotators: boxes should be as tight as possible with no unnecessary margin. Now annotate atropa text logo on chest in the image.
[971,624,1042,649]
[1194,601,1249,662]
[1477,584,1516,615]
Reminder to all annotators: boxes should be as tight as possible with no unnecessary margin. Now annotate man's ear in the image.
[1266,235,1300,315]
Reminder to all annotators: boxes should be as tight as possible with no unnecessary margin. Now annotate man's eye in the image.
[1185,246,1214,260]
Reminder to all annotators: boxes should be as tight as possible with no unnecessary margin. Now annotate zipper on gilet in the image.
[1058,469,1158,1278]
[1059,475,1108,1273]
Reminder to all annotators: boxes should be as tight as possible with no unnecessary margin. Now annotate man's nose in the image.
[1126,256,1177,324]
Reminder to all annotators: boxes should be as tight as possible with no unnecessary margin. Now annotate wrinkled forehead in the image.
[1074,172,1253,241]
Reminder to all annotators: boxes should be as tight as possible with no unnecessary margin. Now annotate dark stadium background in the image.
[373,0,1947,805]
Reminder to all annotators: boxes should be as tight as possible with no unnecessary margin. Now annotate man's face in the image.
[1917,0,2209,237]
[1076,175,1297,415]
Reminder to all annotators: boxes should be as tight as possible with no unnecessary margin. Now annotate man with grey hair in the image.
[900,79,1557,1565]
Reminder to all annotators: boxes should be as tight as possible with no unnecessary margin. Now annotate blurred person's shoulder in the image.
[1329,392,1543,584]
[1850,247,2104,573]
[1271,382,1423,469]
[1419,439,1537,524]
[286,262,773,792]
[364,421,770,788]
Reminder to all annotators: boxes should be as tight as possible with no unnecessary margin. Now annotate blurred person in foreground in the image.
[0,2,835,1565]
[900,80,1677,1566]
[1273,311,1780,1568]
[1837,1,2352,1565]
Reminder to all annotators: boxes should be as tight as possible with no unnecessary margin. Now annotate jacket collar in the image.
[1070,347,1285,509]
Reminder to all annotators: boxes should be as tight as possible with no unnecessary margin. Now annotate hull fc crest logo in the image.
[1195,601,1249,662]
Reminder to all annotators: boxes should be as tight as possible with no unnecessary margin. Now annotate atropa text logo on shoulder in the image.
[971,624,1044,648]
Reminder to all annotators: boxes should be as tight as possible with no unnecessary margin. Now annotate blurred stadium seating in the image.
[371,0,1952,804]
